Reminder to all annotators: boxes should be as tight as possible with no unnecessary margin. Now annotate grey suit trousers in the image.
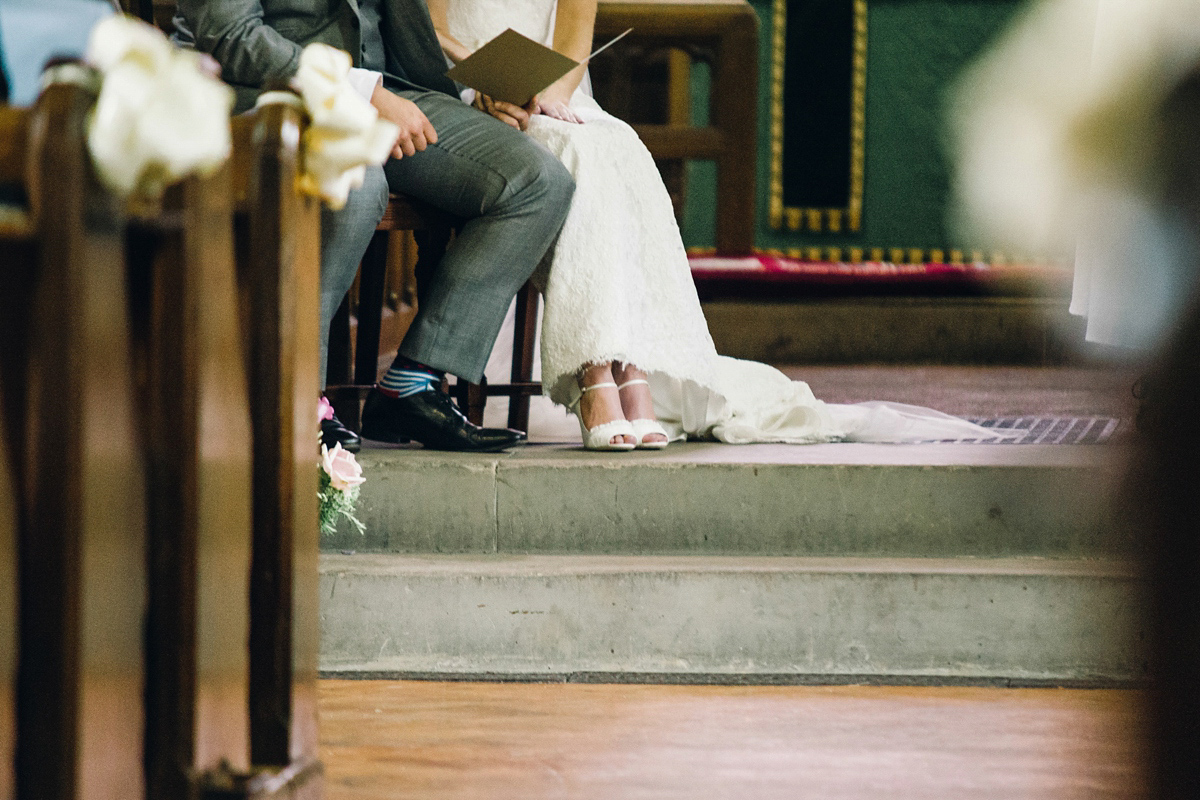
[319,91,574,386]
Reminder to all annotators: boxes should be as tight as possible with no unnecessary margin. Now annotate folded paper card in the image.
[446,28,577,106]
[446,27,632,107]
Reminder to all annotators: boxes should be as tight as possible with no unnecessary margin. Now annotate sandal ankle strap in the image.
[617,378,650,390]
[580,381,619,393]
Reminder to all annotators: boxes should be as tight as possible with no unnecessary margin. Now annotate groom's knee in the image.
[506,142,575,216]
[320,165,389,289]
[339,164,390,238]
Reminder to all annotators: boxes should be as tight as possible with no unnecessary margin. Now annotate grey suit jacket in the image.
[173,0,458,112]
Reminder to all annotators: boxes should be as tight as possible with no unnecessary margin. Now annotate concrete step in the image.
[701,298,1091,365]
[323,442,1128,559]
[319,554,1144,684]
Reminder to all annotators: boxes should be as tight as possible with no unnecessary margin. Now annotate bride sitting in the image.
[427,0,988,449]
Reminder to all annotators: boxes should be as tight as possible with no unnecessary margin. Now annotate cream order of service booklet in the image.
[446,27,632,107]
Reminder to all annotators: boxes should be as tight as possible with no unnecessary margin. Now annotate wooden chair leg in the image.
[412,225,452,308]
[466,379,487,426]
[327,296,352,385]
[326,296,356,430]
[452,376,488,426]
[355,231,388,390]
[508,282,540,432]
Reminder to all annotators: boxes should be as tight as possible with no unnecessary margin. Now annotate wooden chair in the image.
[594,0,758,254]
[326,203,543,431]
[0,75,150,800]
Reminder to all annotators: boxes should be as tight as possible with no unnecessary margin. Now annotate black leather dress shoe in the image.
[320,413,362,454]
[360,387,526,452]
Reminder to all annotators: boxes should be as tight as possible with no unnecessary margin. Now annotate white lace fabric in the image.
[454,0,991,443]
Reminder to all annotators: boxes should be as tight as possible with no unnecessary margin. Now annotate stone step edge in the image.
[320,553,1140,579]
[320,554,1143,686]
[354,441,1118,469]
[317,669,1139,690]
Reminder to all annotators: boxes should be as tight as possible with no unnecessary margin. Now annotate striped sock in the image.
[378,360,440,398]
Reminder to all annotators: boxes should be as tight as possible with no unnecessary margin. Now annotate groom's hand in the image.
[473,92,537,131]
[371,85,438,158]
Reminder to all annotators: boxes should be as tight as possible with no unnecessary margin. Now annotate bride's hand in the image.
[536,98,583,124]
[473,92,537,131]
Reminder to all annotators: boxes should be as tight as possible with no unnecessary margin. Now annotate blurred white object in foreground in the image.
[952,0,1200,349]
[283,44,399,210]
[86,15,234,199]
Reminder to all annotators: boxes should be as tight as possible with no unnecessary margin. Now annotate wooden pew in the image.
[0,90,21,800]
[1,392,14,800]
[229,98,323,795]
[2,78,322,800]
[119,11,322,787]
[126,95,322,800]
[0,74,148,800]
[123,147,256,796]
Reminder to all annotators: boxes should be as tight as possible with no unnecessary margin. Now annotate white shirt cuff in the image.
[459,87,476,105]
[348,68,382,100]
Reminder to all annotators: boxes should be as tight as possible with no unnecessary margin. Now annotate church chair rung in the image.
[481,383,543,398]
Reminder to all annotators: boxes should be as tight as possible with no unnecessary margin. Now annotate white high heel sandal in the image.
[572,382,637,451]
[617,378,670,450]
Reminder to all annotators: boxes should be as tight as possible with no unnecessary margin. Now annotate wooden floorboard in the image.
[319,680,1147,799]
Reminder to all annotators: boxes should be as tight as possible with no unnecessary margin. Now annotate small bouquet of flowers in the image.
[318,398,366,535]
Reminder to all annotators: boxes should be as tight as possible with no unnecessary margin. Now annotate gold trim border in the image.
[769,0,868,234]
[687,246,1047,268]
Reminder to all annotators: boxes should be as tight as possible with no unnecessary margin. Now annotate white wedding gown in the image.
[453,0,988,443]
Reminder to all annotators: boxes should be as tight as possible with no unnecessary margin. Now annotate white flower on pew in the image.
[318,442,366,536]
[287,44,399,210]
[85,15,234,199]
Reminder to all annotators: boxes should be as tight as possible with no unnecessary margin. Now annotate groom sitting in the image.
[173,0,573,452]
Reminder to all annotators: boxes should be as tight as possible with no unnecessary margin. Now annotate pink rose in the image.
[318,396,334,422]
[321,443,365,490]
